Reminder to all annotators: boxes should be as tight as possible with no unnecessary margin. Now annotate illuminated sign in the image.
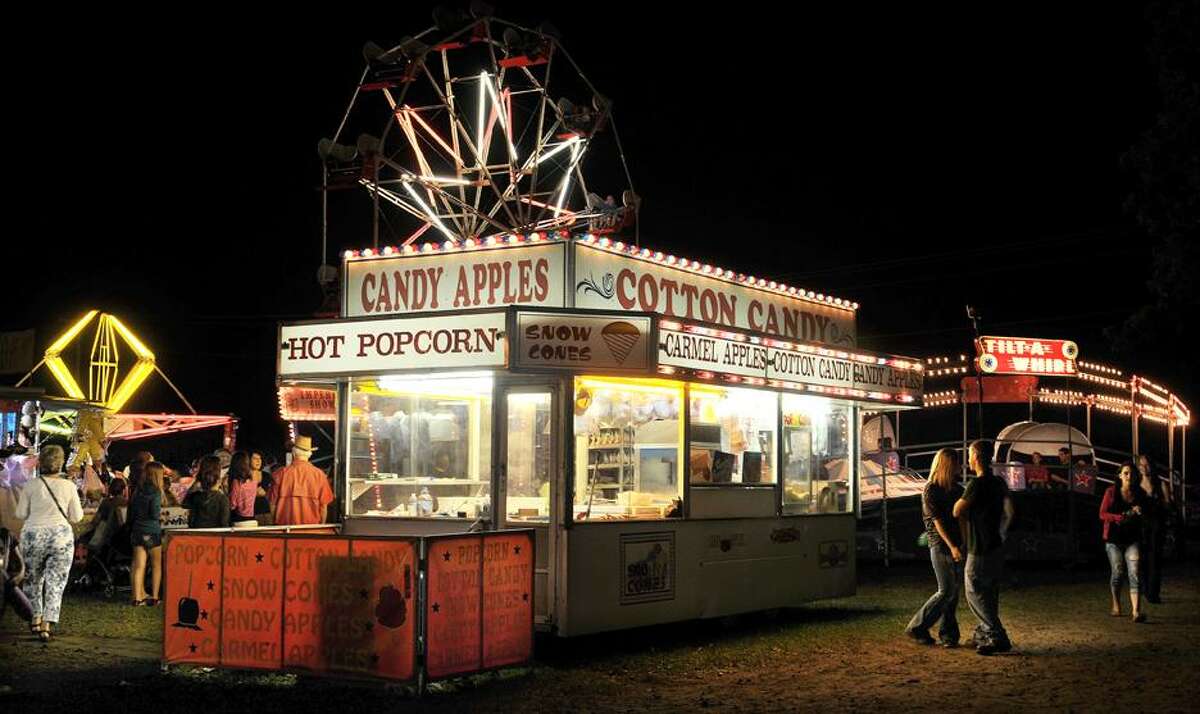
[575,243,856,347]
[976,336,1078,376]
[512,310,654,374]
[278,312,508,378]
[278,387,337,421]
[657,321,923,406]
[343,242,567,318]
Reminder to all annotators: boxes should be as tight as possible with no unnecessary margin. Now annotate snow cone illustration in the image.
[601,321,640,364]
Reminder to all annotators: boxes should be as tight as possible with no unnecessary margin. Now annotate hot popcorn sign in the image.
[976,336,1079,376]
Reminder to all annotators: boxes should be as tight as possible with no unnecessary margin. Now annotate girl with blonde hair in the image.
[905,448,966,647]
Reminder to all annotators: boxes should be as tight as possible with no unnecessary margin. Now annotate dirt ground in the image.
[3,561,1198,713]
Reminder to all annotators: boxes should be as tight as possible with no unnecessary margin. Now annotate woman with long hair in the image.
[184,455,230,529]
[1136,454,1168,603]
[905,448,965,647]
[1100,461,1146,621]
[16,445,83,641]
[129,461,166,606]
[226,451,255,523]
[250,451,273,524]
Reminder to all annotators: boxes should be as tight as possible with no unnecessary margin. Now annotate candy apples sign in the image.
[344,243,567,318]
[976,336,1078,376]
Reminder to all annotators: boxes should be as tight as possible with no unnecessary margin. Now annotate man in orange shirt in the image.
[269,436,334,525]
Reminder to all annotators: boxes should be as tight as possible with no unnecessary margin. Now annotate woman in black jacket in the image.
[183,456,231,529]
[1136,455,1169,603]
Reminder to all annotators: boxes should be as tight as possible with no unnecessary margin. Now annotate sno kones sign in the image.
[343,240,856,348]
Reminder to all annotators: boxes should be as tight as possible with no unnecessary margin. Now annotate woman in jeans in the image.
[906,448,965,647]
[129,461,166,606]
[16,445,83,641]
[1099,462,1145,622]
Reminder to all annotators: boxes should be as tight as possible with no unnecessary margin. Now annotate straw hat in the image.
[293,435,318,453]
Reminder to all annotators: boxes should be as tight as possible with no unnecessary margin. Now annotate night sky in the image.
[6,4,1191,462]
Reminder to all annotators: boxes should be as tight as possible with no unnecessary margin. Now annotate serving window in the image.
[781,395,853,514]
[688,385,777,486]
[571,377,684,521]
[347,373,493,519]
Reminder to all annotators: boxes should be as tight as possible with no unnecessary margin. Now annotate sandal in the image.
[145,598,159,607]
[1132,613,1146,623]
[38,622,51,642]
[131,599,146,607]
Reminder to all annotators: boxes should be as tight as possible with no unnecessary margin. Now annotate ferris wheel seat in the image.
[499,55,550,69]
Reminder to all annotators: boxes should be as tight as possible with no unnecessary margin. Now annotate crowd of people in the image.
[906,441,1177,655]
[2,435,333,641]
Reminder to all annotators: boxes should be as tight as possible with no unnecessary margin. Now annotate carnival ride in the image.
[858,344,1191,563]
[5,310,236,473]
[316,3,639,263]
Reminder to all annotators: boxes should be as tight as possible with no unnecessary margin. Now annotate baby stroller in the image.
[72,502,133,599]
[1,527,33,624]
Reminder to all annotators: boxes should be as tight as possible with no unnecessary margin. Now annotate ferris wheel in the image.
[318,4,639,252]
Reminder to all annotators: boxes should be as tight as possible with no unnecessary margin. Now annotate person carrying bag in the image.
[15,445,83,641]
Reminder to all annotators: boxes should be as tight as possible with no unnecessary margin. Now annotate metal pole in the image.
[962,400,969,479]
[1131,377,1140,456]
[1182,425,1188,534]
[882,425,889,569]
[965,306,985,438]
[1168,415,1175,500]
[1086,401,1092,441]
[153,366,197,415]
[1066,379,1077,561]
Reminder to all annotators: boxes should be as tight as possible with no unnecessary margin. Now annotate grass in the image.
[3,561,1197,713]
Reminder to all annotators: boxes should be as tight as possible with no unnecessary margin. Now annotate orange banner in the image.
[164,530,531,684]
[482,531,534,669]
[163,535,223,665]
[219,537,285,670]
[350,540,417,680]
[282,538,350,671]
[425,535,483,679]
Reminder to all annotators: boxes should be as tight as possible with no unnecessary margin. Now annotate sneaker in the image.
[992,640,1012,653]
[905,629,935,646]
[975,643,997,656]
[939,639,960,649]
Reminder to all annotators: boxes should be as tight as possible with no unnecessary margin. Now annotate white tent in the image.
[993,421,1040,462]
[1005,422,1093,458]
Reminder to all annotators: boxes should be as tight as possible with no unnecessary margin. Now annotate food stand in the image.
[278,233,924,636]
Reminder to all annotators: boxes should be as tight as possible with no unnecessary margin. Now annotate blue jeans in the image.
[965,550,1009,646]
[1105,542,1140,599]
[907,546,962,642]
